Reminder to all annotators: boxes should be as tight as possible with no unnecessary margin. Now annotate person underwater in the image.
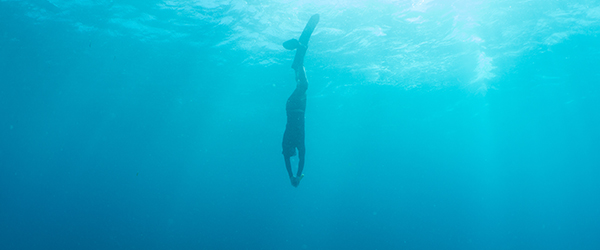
[281,14,319,187]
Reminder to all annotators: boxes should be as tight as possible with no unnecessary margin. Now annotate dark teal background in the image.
[1,0,599,249]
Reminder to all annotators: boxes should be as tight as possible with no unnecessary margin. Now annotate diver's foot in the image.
[290,177,299,187]
[294,174,304,187]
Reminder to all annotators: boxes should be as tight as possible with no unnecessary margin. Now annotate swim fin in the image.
[283,39,300,50]
[284,14,320,69]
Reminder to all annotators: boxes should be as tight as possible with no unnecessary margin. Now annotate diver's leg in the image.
[292,44,307,71]
[294,65,308,94]
[296,65,307,84]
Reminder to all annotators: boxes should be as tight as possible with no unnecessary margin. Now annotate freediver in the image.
[282,40,309,187]
[281,14,319,187]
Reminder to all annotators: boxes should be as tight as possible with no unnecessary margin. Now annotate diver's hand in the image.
[290,176,299,187]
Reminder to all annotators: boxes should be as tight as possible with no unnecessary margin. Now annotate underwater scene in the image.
[1,0,599,249]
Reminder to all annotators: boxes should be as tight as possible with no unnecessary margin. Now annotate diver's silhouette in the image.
[282,14,319,187]
[282,52,308,187]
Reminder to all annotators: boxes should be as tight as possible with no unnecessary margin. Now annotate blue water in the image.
[1,0,599,249]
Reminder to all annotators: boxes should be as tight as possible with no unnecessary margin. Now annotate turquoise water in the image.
[1,0,599,249]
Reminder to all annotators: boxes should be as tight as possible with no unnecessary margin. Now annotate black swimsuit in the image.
[282,84,307,157]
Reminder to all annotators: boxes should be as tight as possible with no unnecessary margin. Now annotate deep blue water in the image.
[1,0,600,249]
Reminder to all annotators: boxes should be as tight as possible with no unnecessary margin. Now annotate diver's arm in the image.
[297,146,305,177]
[284,156,294,180]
